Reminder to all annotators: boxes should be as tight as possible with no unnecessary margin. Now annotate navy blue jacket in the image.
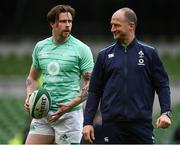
[84,38,171,125]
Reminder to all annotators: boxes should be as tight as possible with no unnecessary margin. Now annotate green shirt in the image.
[32,35,94,111]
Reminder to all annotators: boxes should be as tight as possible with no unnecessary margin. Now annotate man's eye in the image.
[59,20,66,23]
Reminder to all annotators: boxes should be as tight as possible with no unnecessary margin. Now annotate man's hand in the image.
[83,125,95,144]
[24,94,31,112]
[156,114,171,129]
[25,66,39,112]
[49,103,71,122]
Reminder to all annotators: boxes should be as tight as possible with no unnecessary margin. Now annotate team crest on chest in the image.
[47,61,60,75]
[137,50,145,65]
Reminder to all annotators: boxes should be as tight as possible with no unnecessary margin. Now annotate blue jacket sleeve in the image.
[83,52,104,125]
[152,49,171,114]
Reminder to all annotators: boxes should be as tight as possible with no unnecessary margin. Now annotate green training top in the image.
[32,35,94,112]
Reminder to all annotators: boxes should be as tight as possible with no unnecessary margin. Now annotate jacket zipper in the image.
[124,47,128,118]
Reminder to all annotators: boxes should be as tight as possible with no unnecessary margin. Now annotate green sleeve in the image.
[79,45,94,72]
[32,43,40,69]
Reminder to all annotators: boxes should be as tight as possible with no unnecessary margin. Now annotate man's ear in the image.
[50,22,54,28]
[129,22,135,29]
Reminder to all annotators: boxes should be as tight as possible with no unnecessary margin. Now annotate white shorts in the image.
[29,109,83,144]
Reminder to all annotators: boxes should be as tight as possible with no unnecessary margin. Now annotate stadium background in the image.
[0,0,180,144]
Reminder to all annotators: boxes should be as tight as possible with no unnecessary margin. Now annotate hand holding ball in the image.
[29,89,51,119]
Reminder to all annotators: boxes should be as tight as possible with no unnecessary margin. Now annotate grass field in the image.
[0,97,29,144]
[0,54,31,76]
[161,53,180,82]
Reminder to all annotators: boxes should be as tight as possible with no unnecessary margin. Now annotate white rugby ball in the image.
[29,89,51,119]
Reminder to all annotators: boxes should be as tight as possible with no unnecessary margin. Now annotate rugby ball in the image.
[29,89,51,119]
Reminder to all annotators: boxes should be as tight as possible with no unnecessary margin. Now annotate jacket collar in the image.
[116,37,137,49]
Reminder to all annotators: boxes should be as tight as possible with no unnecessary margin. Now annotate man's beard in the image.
[61,30,70,37]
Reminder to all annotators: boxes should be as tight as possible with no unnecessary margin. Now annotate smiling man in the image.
[83,7,171,144]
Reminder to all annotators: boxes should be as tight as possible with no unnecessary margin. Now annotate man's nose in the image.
[111,26,115,32]
[66,21,71,26]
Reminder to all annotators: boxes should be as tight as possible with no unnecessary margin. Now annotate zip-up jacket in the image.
[84,38,171,125]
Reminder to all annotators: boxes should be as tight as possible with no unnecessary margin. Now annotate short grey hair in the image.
[121,7,137,27]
